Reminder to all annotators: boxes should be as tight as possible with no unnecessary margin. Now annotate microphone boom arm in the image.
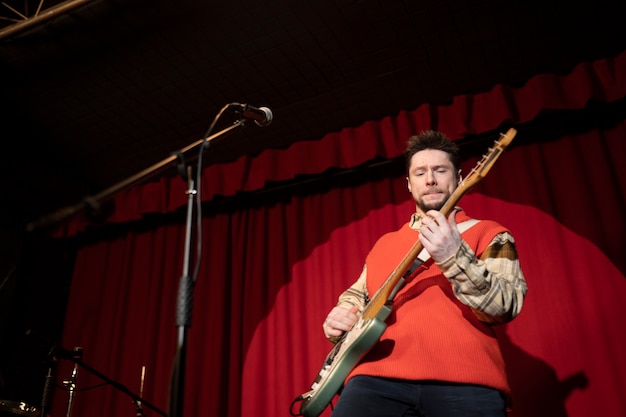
[27,120,246,232]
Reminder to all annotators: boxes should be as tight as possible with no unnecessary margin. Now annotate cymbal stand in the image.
[134,366,146,417]
[62,347,82,417]
[39,341,59,417]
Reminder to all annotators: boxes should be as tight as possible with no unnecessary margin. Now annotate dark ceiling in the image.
[1,0,626,230]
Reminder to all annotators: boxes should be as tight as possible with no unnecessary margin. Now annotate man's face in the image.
[406,149,460,213]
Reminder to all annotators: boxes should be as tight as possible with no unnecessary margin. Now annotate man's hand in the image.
[323,305,359,339]
[418,209,462,263]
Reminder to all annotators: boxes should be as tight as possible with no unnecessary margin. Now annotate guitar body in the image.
[299,305,391,417]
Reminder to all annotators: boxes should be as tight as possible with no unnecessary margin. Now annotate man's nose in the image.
[425,170,436,184]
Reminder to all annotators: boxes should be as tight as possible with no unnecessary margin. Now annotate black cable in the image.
[191,103,232,284]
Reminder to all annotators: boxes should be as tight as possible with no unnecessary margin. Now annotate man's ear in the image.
[406,177,411,192]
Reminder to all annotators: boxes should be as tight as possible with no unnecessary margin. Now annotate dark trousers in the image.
[330,375,507,417]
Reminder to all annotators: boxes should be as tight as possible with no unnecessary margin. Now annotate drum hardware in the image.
[0,400,39,417]
[61,347,82,417]
[133,366,146,417]
[55,349,165,417]
[39,360,56,417]
[24,331,168,417]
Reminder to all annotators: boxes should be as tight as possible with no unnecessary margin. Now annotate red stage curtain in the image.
[57,50,626,237]
[51,51,626,417]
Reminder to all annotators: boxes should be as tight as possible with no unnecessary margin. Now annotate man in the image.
[323,130,528,417]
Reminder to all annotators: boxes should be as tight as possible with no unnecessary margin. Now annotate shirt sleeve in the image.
[336,265,369,311]
[436,231,528,324]
[325,265,369,344]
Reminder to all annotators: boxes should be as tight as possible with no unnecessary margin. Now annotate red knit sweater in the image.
[347,212,511,393]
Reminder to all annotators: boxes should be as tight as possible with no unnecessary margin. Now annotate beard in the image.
[417,191,450,212]
[418,200,445,212]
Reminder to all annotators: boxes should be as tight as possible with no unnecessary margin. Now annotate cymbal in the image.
[0,400,39,417]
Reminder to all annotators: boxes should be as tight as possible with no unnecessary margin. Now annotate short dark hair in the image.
[404,130,460,173]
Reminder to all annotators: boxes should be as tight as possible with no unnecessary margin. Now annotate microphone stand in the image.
[168,159,196,417]
[168,109,262,417]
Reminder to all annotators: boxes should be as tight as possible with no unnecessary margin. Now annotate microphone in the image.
[231,103,273,127]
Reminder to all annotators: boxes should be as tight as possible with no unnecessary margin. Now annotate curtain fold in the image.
[50,50,626,417]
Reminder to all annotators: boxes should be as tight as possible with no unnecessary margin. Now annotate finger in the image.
[325,313,342,328]
[425,210,446,226]
[323,323,342,338]
[333,314,355,330]
[327,308,357,330]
